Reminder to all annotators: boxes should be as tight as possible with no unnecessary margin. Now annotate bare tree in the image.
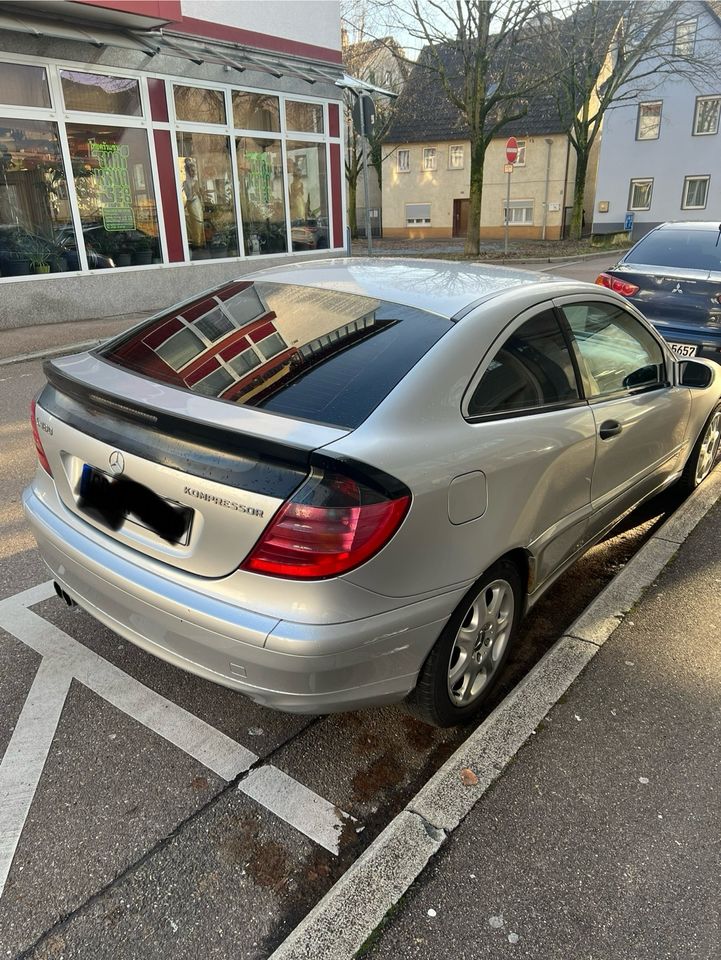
[364,0,554,255]
[547,1,721,240]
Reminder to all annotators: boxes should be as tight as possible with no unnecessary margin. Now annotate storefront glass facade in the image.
[0,56,343,282]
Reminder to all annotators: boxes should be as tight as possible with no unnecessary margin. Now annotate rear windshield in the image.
[628,228,721,271]
[97,279,453,429]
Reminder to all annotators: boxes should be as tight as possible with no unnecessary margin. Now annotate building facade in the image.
[381,134,581,241]
[0,0,346,328]
[593,2,721,240]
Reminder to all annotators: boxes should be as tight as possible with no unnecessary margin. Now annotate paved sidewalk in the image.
[0,314,147,363]
[366,499,721,960]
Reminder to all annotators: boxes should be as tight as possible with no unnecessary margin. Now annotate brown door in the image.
[453,199,470,238]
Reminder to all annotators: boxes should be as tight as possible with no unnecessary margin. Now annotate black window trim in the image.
[554,295,673,404]
[462,301,586,424]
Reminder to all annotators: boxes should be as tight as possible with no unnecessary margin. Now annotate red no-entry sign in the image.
[505,136,519,164]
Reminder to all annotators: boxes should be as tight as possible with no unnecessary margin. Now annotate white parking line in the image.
[0,660,72,898]
[0,581,359,899]
[240,766,357,855]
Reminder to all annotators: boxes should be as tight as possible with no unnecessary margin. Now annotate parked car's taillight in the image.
[30,398,52,476]
[595,273,640,297]
[241,468,410,579]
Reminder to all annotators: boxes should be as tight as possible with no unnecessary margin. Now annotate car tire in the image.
[406,559,522,728]
[680,402,721,494]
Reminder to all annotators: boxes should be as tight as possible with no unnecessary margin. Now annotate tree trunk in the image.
[465,139,485,257]
[348,176,358,239]
[569,147,589,242]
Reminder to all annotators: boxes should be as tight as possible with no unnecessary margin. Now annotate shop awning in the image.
[0,5,360,88]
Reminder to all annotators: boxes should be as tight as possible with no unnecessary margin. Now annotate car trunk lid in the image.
[38,353,348,578]
[615,263,721,333]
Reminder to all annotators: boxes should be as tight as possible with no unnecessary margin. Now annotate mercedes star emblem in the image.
[108,450,125,475]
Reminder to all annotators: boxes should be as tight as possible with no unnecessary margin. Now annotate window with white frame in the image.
[682,176,710,210]
[515,140,526,166]
[693,96,721,135]
[423,147,437,171]
[0,57,343,282]
[397,149,410,172]
[448,144,464,169]
[636,101,662,140]
[503,199,533,224]
[406,202,431,225]
[674,18,697,55]
[628,178,654,211]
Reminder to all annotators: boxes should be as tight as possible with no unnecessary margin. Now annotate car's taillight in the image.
[30,398,52,476]
[595,273,640,297]
[241,468,410,579]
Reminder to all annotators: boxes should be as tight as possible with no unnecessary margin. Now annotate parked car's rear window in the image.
[628,228,721,271]
[97,279,453,429]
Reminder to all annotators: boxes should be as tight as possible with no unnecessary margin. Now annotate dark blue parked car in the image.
[597,221,721,363]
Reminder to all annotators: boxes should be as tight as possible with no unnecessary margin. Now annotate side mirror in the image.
[679,359,713,388]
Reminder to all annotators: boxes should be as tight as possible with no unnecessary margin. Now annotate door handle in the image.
[599,419,623,440]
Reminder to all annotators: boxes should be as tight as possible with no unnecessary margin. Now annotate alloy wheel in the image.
[447,579,514,706]
[695,412,721,485]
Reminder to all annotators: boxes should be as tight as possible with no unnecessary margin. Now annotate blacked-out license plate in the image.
[79,464,193,545]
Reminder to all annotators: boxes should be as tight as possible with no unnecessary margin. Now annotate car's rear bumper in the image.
[23,486,456,714]
[634,313,721,363]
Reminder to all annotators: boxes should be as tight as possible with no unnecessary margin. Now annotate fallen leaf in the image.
[460,767,479,786]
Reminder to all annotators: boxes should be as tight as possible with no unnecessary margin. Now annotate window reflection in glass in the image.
[66,124,161,269]
[286,141,329,251]
[0,62,51,108]
[0,119,78,275]
[236,137,288,255]
[232,91,281,132]
[176,132,238,260]
[61,71,142,116]
[174,86,226,124]
[285,100,324,134]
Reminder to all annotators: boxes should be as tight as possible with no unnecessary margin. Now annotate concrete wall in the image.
[0,249,338,329]
[592,3,721,238]
[382,134,573,240]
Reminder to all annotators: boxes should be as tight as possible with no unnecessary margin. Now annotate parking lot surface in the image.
[0,345,684,958]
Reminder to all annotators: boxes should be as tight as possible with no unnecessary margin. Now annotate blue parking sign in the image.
[624,212,634,231]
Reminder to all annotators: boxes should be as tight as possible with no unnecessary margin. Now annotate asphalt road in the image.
[0,251,680,959]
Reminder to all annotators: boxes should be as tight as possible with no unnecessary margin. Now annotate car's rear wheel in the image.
[406,559,522,728]
[681,403,721,493]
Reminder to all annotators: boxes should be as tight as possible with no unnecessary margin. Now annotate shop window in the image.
[0,62,51,108]
[286,141,329,252]
[236,136,288,255]
[65,124,161,269]
[173,85,226,125]
[176,132,238,260]
[60,70,142,117]
[0,119,78,276]
[232,91,281,132]
[285,100,324,134]
[256,330,287,360]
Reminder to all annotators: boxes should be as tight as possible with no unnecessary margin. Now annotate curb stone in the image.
[269,466,721,960]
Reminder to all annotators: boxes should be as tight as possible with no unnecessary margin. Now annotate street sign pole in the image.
[504,137,519,258]
[504,164,512,256]
[358,95,373,257]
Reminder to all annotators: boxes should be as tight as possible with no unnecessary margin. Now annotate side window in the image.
[468,309,579,418]
[561,302,665,398]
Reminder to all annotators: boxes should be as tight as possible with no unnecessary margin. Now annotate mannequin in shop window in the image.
[183,157,205,248]
[289,163,307,222]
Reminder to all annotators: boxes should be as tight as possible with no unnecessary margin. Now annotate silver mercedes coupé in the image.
[24,259,721,726]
